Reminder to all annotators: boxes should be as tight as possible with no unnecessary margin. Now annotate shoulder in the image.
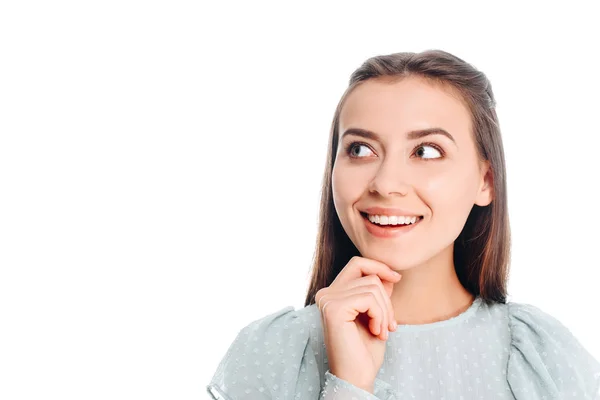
[206,303,324,399]
[506,301,593,357]
[505,300,600,399]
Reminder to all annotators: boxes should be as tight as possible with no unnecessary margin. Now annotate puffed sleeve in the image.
[507,302,600,399]
[206,305,397,399]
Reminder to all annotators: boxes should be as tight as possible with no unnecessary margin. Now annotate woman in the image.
[206,49,600,399]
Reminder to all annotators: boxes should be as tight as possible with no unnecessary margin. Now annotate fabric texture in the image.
[206,297,600,399]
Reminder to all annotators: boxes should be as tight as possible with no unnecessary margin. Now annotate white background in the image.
[1,1,599,399]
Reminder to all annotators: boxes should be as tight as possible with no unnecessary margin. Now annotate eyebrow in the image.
[341,127,456,144]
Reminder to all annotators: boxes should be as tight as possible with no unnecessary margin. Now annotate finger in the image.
[315,287,334,313]
[355,291,387,340]
[315,288,327,311]
[345,275,395,334]
[316,290,335,328]
[327,284,389,340]
[379,278,399,331]
[333,256,402,288]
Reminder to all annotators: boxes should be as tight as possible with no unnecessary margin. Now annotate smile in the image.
[360,212,424,238]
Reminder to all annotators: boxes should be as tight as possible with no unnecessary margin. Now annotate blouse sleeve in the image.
[206,305,397,399]
[507,302,600,399]
[321,370,396,400]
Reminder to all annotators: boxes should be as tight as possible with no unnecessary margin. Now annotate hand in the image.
[315,256,401,393]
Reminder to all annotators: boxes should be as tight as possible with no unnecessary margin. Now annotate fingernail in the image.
[392,320,397,330]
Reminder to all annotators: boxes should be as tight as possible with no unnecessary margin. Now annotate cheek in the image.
[332,165,369,207]
[419,168,480,227]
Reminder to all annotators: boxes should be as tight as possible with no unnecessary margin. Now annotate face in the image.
[332,76,493,271]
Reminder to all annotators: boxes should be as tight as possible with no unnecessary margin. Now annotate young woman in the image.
[206,49,600,399]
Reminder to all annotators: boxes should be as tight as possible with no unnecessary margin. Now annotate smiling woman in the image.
[206,50,600,399]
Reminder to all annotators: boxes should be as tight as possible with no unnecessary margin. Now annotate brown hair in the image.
[304,49,510,307]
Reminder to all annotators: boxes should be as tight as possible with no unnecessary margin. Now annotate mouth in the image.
[360,212,424,227]
[360,212,424,237]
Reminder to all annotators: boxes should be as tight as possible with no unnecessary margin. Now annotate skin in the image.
[332,75,494,326]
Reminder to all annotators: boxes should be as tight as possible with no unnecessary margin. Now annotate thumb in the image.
[381,279,396,298]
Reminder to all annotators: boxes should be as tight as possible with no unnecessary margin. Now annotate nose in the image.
[367,155,411,197]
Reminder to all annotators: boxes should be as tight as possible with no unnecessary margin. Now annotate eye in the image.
[345,142,374,158]
[414,143,443,160]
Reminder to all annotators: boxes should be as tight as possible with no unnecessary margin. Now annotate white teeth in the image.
[367,214,419,226]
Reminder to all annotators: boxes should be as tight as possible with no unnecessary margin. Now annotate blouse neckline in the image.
[391,296,482,333]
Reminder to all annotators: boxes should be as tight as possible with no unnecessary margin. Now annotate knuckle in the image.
[315,289,329,309]
[369,275,384,287]
[321,299,339,319]
[367,283,381,293]
[362,290,375,300]
[315,290,322,304]
[349,256,363,268]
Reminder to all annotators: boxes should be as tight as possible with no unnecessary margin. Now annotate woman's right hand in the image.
[315,256,402,394]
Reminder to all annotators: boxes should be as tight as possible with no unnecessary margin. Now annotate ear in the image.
[475,161,493,206]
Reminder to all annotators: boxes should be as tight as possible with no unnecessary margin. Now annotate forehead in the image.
[339,76,472,141]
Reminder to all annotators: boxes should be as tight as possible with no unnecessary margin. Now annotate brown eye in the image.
[415,144,442,159]
[346,142,374,158]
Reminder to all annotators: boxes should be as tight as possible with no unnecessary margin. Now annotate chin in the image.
[360,249,426,272]
[385,259,423,272]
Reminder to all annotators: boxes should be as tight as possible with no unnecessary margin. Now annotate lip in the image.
[361,212,422,238]
[361,206,423,218]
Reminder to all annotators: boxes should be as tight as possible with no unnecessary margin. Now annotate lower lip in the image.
[362,213,422,238]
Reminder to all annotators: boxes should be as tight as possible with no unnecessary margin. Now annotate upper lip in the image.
[361,207,423,217]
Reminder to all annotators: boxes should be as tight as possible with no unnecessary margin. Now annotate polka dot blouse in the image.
[206,296,600,399]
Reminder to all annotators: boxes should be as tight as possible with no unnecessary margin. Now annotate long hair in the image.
[304,49,510,307]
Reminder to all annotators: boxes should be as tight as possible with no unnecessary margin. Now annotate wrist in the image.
[329,369,374,394]
[356,383,374,394]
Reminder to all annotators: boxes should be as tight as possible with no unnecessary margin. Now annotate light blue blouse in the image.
[206,296,600,399]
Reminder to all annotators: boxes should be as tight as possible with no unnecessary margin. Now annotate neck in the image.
[389,244,474,325]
